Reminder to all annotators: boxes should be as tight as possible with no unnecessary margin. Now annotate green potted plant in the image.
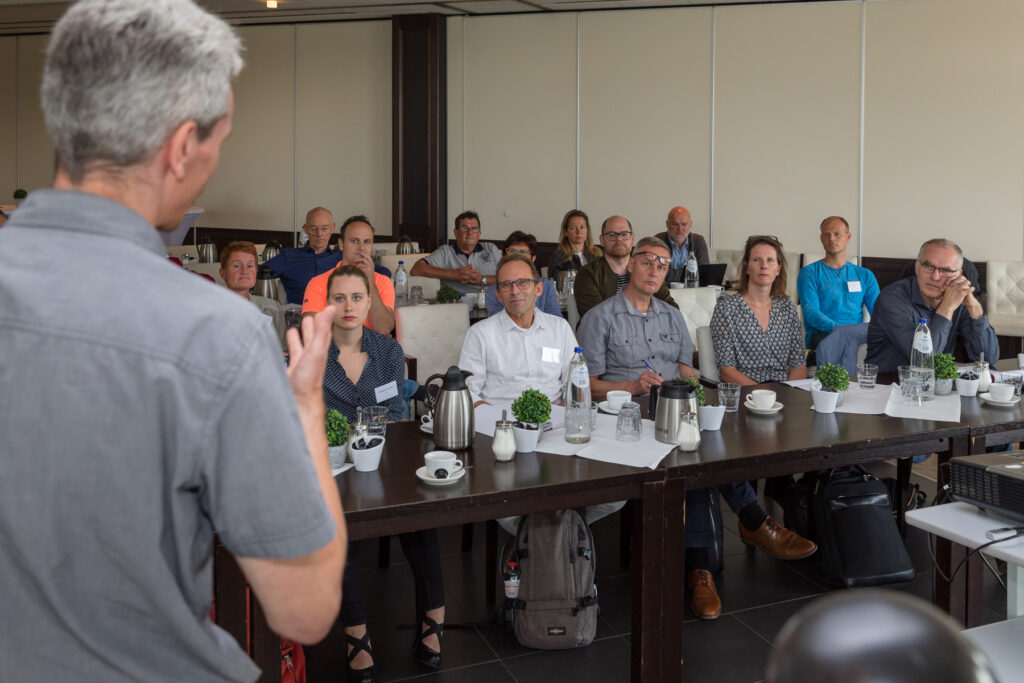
[510,388,551,452]
[814,363,850,411]
[325,409,350,468]
[933,352,957,396]
[436,284,461,304]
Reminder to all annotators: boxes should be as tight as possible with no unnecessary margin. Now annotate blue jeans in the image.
[815,322,869,377]
[401,378,420,420]
[685,482,758,548]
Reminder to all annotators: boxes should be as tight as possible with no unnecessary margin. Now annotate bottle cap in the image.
[919,318,927,323]
[575,347,583,353]
[399,260,404,264]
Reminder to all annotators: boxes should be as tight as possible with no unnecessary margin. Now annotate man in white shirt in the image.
[458,254,621,532]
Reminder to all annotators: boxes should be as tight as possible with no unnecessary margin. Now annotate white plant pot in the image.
[350,438,385,472]
[697,405,726,431]
[956,377,980,397]
[328,445,348,470]
[512,423,541,452]
[811,388,840,413]
[935,378,954,396]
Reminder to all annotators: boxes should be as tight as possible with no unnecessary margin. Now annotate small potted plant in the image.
[933,353,957,396]
[436,284,461,304]
[956,366,980,397]
[680,376,724,431]
[813,363,850,411]
[511,388,551,452]
[325,409,350,469]
[12,188,26,205]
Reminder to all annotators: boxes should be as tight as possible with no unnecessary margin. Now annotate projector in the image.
[950,451,1024,524]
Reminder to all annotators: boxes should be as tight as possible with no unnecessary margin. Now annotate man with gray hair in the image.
[866,238,999,372]
[0,1,345,680]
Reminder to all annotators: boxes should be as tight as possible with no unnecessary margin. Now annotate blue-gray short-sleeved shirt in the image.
[423,242,502,295]
[576,292,694,382]
[0,190,335,682]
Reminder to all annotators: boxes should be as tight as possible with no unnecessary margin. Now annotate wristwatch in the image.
[482,276,488,285]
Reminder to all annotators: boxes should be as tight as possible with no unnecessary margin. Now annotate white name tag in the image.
[375,381,399,403]
[847,281,862,293]
[542,347,561,364]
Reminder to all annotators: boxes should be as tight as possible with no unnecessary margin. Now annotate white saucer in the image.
[598,401,623,415]
[979,392,1020,407]
[416,465,466,485]
[745,400,784,415]
[420,422,433,435]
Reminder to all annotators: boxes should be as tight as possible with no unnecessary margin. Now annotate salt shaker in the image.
[348,407,369,457]
[676,412,701,451]
[492,409,516,462]
[976,360,991,393]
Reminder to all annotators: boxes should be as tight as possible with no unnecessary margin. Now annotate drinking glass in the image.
[856,363,878,390]
[283,303,302,329]
[1002,373,1023,398]
[410,285,423,305]
[717,383,741,413]
[364,405,388,436]
[898,366,922,405]
[615,402,642,441]
[590,401,599,429]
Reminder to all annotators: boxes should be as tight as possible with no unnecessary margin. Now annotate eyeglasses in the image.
[601,230,633,241]
[506,248,532,256]
[496,278,538,292]
[633,251,671,268]
[455,225,481,233]
[918,261,960,276]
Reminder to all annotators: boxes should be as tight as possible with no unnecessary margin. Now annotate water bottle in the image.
[684,252,699,288]
[503,561,520,599]
[394,260,408,303]
[910,318,935,401]
[565,347,592,443]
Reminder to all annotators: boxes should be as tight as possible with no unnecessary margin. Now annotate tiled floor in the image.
[304,463,1009,682]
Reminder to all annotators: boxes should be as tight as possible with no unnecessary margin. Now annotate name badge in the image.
[375,381,399,403]
[542,347,561,364]
[847,281,862,293]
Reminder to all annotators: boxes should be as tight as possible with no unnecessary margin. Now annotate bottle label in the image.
[913,334,932,353]
[571,367,589,388]
[504,576,519,599]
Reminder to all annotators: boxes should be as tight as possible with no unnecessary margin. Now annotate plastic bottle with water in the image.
[910,318,935,400]
[684,252,699,288]
[394,260,409,303]
[565,347,592,443]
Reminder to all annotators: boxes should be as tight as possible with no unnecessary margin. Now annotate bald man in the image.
[264,206,343,304]
[655,206,710,281]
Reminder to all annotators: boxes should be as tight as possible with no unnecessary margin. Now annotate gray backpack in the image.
[511,509,598,649]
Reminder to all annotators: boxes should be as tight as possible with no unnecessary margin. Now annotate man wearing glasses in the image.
[866,238,998,372]
[578,237,814,620]
[411,210,502,295]
[573,215,677,318]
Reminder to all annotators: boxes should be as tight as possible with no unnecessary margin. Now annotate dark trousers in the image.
[685,482,758,547]
[340,529,445,627]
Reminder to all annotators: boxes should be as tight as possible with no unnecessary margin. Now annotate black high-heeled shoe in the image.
[412,614,443,670]
[345,630,375,683]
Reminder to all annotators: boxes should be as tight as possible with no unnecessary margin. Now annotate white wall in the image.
[448,0,1024,260]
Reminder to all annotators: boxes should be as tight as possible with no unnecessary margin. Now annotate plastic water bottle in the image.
[910,318,935,400]
[684,252,699,288]
[394,260,408,303]
[565,347,592,443]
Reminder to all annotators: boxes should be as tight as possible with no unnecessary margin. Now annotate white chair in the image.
[407,275,440,299]
[708,248,744,284]
[667,287,717,353]
[382,252,430,279]
[395,303,471,384]
[695,326,720,384]
[985,260,1024,338]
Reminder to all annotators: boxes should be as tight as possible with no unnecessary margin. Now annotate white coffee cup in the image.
[424,450,462,479]
[989,382,1014,402]
[420,413,433,427]
[748,389,776,410]
[606,390,632,411]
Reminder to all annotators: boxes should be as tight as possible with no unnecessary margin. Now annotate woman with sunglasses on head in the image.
[322,264,446,681]
[710,235,807,385]
[548,209,602,282]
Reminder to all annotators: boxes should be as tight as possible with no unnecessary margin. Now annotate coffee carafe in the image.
[261,240,282,262]
[197,235,218,263]
[425,366,474,450]
[253,264,280,301]
[651,379,699,445]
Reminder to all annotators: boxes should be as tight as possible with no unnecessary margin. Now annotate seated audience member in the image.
[219,240,286,347]
[866,238,998,372]
[322,265,445,678]
[711,235,808,384]
[898,251,982,297]
[485,231,561,318]
[301,215,395,335]
[457,254,616,532]
[573,215,677,318]
[264,206,342,304]
[578,237,816,620]
[548,209,602,282]
[655,206,710,282]
[797,216,879,374]
[410,210,502,295]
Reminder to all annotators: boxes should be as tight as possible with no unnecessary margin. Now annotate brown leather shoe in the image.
[739,515,817,560]
[687,569,722,620]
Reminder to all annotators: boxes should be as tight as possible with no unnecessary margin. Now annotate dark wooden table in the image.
[215,383,974,682]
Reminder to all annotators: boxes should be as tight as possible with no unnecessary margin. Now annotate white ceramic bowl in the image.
[350,437,385,471]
